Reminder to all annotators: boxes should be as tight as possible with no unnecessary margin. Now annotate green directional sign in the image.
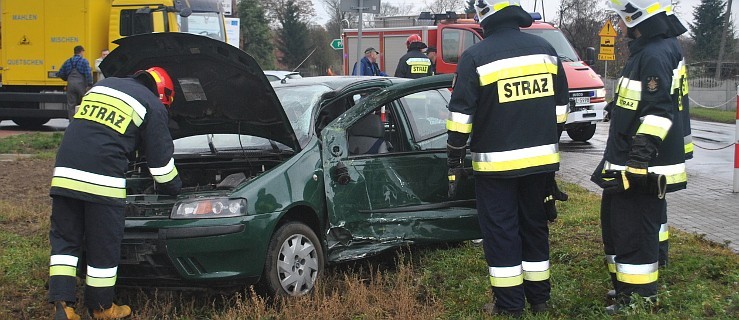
[330,39,343,50]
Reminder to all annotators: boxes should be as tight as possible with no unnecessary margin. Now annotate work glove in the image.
[544,173,569,222]
[447,144,466,199]
[601,161,648,195]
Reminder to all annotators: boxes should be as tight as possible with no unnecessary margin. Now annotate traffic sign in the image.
[598,54,615,61]
[599,20,617,37]
[330,39,343,50]
[600,37,615,55]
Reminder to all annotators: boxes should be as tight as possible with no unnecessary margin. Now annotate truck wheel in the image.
[259,222,324,297]
[566,124,596,142]
[12,118,50,128]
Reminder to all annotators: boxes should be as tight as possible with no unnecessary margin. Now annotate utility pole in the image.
[715,0,733,80]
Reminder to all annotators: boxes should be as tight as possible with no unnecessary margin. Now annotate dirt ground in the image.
[0,158,54,203]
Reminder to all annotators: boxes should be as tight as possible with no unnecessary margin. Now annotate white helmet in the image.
[606,0,664,28]
[475,0,522,25]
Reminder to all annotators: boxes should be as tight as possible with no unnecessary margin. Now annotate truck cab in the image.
[343,14,606,142]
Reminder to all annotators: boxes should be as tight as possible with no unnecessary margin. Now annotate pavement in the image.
[558,121,739,253]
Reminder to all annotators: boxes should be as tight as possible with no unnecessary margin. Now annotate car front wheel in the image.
[260,222,324,297]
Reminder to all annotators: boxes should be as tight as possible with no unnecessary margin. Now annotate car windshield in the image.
[274,84,332,142]
[521,29,580,62]
[177,12,224,41]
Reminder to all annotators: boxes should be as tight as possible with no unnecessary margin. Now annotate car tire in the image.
[566,124,596,142]
[12,117,50,128]
[259,221,324,297]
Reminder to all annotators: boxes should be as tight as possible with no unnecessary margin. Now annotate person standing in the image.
[425,46,437,75]
[48,67,182,320]
[592,1,687,314]
[352,47,387,76]
[445,0,569,316]
[394,34,433,78]
[94,49,110,83]
[58,45,93,120]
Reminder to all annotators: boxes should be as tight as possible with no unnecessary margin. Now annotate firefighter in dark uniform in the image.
[446,0,569,316]
[394,34,433,78]
[593,1,688,313]
[48,67,181,320]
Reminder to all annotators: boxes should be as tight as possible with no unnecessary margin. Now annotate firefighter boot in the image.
[482,303,522,318]
[53,301,81,320]
[92,303,131,319]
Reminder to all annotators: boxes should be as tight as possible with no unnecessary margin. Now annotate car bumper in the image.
[118,214,276,288]
[565,101,606,126]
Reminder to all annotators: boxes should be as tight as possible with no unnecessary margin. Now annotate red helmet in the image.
[406,34,422,48]
[136,67,175,108]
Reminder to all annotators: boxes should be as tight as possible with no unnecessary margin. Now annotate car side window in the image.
[441,28,480,64]
[120,9,154,36]
[399,89,450,150]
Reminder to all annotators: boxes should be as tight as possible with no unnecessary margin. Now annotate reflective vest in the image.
[50,77,181,205]
[447,24,570,178]
[603,35,687,192]
[394,50,433,79]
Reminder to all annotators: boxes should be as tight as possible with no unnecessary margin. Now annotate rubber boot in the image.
[92,303,131,319]
[482,303,522,318]
[53,301,81,320]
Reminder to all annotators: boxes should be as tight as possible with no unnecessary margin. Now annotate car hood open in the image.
[100,33,299,151]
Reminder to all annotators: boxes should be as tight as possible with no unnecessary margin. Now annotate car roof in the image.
[263,70,300,77]
[271,76,407,91]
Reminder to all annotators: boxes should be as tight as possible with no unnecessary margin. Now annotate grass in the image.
[690,107,737,124]
[1,181,737,319]
[0,132,63,155]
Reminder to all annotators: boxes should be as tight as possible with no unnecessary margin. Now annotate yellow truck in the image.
[0,0,226,127]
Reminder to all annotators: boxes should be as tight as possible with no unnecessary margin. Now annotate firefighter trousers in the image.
[601,191,662,302]
[48,196,124,310]
[659,201,668,267]
[476,173,550,312]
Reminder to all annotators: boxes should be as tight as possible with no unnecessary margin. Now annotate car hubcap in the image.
[277,234,319,295]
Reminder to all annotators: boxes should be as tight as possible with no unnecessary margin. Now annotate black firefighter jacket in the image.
[50,77,182,206]
[598,35,687,192]
[394,49,433,79]
[446,23,570,178]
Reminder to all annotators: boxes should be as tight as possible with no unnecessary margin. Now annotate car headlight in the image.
[171,197,246,219]
[595,88,607,98]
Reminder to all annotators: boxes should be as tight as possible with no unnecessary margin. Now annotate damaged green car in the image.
[103,33,480,297]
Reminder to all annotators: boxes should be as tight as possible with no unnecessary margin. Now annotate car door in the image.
[321,75,480,262]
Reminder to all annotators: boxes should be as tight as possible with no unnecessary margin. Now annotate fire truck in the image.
[342,13,606,142]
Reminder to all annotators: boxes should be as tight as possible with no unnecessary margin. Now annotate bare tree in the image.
[264,0,316,25]
[423,0,465,14]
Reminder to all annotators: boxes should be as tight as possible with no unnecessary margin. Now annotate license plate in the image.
[574,97,590,105]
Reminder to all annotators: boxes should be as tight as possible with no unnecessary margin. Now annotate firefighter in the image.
[48,67,182,319]
[592,1,687,313]
[394,34,433,78]
[446,0,569,316]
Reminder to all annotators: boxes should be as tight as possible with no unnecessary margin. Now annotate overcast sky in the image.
[311,0,739,31]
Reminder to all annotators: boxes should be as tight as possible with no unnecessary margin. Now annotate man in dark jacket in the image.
[593,0,688,314]
[394,34,433,78]
[446,0,569,316]
[58,46,94,120]
[48,67,181,320]
[353,47,387,76]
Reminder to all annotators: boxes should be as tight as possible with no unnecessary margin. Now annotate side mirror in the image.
[179,7,192,17]
[585,47,596,66]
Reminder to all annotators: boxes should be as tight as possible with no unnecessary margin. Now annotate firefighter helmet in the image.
[475,0,522,25]
[136,67,175,108]
[405,34,422,48]
[606,0,665,28]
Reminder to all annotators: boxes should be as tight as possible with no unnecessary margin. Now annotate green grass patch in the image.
[0,132,62,154]
[690,107,736,124]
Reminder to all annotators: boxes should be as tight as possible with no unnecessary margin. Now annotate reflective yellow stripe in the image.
[447,120,472,133]
[524,269,550,281]
[153,166,178,184]
[665,172,687,185]
[606,255,616,274]
[617,270,658,284]
[637,115,672,140]
[86,275,117,288]
[493,1,513,11]
[83,91,142,127]
[50,265,76,277]
[684,142,694,154]
[490,274,524,287]
[556,105,568,124]
[480,63,557,87]
[645,2,661,14]
[473,153,559,172]
[608,262,616,273]
[659,224,669,242]
[448,175,456,181]
[616,96,638,110]
[51,177,126,198]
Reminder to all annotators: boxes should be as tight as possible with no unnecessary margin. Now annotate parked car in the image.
[263,70,302,83]
[101,33,479,297]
